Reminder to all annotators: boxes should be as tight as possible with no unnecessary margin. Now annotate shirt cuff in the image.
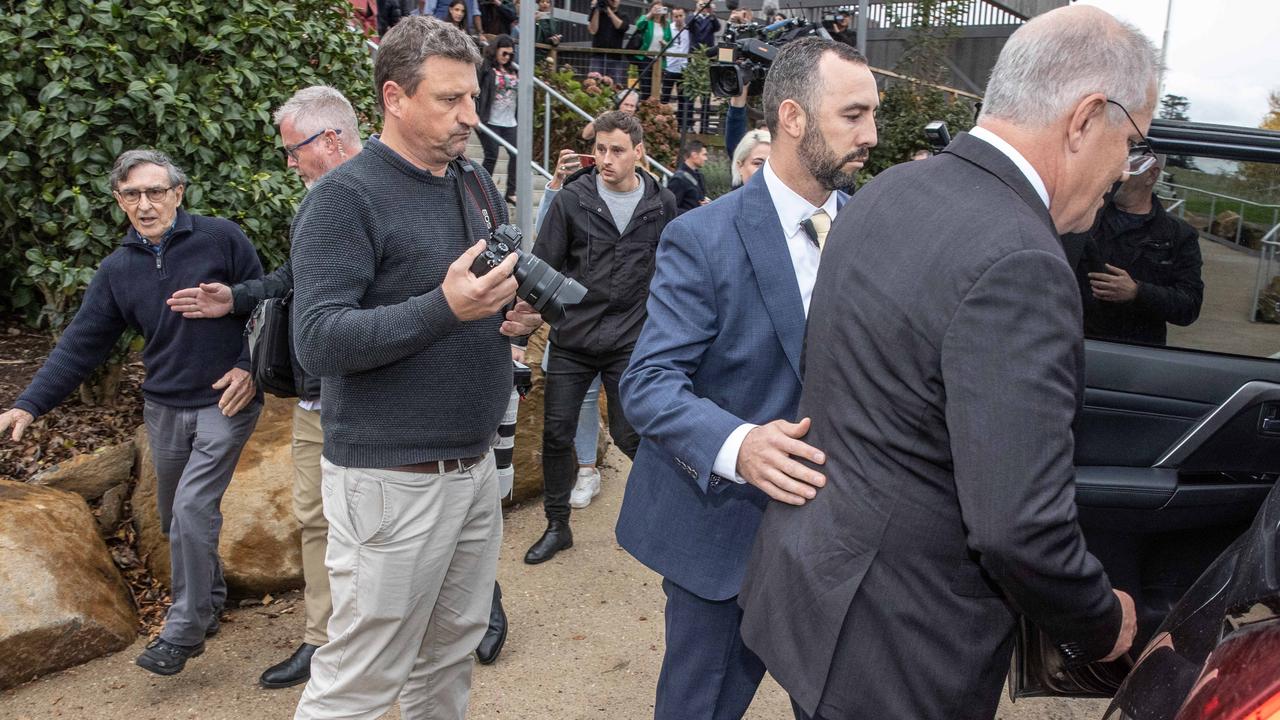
[712,423,756,484]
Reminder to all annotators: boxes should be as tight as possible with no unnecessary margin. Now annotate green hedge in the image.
[0,0,376,331]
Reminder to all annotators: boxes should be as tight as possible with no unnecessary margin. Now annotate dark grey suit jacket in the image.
[738,133,1122,720]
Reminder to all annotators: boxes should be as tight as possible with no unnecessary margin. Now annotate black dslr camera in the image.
[710,18,830,97]
[470,224,588,324]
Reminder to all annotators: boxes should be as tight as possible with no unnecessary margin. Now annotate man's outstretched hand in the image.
[168,282,234,319]
[0,408,34,441]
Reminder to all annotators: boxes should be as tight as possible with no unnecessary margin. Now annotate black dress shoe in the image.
[523,520,573,564]
[136,638,205,676]
[259,642,320,689]
[475,582,507,665]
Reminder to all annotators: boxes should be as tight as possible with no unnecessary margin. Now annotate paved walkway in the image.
[1,446,1106,720]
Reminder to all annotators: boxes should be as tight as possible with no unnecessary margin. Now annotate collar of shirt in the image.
[135,218,178,254]
[967,125,1049,209]
[762,159,839,242]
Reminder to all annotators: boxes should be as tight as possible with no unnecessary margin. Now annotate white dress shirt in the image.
[711,160,838,484]
[966,125,1050,209]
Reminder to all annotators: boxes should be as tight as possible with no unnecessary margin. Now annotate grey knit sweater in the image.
[291,136,512,468]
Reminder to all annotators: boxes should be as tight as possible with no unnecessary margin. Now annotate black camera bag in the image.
[246,291,298,398]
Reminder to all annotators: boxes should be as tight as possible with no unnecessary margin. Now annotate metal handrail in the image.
[1159,180,1280,248]
[528,73,675,182]
[1250,221,1280,322]
[476,122,554,181]
[1162,181,1280,211]
[364,31,675,181]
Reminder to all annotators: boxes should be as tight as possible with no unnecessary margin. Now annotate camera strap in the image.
[453,157,497,237]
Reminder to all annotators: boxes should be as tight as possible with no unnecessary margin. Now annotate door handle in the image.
[1260,403,1280,437]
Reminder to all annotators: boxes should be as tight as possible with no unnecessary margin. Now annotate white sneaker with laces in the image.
[569,467,602,509]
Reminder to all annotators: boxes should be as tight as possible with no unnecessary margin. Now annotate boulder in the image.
[1182,211,1211,234]
[132,396,303,597]
[95,482,128,536]
[0,480,137,691]
[1212,210,1242,241]
[30,441,134,502]
[509,328,611,506]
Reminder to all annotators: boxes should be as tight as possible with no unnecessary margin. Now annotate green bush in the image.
[533,62,619,159]
[0,0,376,331]
[862,81,976,178]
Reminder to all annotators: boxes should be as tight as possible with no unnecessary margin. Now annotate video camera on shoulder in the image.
[470,224,588,325]
[710,18,830,97]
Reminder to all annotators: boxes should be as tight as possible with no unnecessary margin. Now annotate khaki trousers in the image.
[294,453,502,720]
[292,405,330,647]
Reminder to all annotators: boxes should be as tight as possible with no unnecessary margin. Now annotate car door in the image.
[1009,120,1280,700]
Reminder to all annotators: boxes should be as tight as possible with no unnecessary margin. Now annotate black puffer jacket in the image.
[532,167,676,355]
[1074,193,1204,346]
[231,260,321,401]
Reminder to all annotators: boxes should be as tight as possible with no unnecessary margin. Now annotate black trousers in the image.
[479,124,519,199]
[661,71,693,131]
[541,343,640,522]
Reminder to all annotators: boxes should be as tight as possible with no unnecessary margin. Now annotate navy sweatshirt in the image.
[15,209,263,417]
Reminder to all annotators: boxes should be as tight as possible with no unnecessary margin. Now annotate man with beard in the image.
[288,16,542,720]
[616,38,877,720]
[738,6,1145,719]
[165,85,362,690]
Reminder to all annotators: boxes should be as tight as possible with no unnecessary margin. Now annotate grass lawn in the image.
[1162,165,1280,227]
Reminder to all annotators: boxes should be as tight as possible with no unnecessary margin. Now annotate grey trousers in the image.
[295,453,502,720]
[144,400,261,646]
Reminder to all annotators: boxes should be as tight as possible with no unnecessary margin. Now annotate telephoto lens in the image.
[470,224,589,324]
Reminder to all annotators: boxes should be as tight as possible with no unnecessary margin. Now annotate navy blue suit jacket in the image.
[617,170,837,601]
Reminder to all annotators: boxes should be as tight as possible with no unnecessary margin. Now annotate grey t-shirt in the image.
[597,174,645,234]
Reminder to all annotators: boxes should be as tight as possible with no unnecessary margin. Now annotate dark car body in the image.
[1006,120,1280,720]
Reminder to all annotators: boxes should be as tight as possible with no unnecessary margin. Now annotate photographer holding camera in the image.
[524,111,676,565]
[588,0,630,85]
[288,17,540,720]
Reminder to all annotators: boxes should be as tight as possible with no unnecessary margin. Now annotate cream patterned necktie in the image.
[804,209,831,251]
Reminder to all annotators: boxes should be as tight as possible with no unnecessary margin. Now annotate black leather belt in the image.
[386,456,484,474]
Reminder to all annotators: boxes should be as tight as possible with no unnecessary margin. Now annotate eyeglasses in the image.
[115,186,174,204]
[1105,99,1157,176]
[284,128,341,161]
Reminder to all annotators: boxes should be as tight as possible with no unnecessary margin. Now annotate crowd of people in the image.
[0,4,1210,719]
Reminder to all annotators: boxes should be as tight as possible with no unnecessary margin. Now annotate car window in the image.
[1069,143,1280,360]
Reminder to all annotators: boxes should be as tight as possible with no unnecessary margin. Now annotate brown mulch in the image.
[0,319,145,481]
[0,316,167,634]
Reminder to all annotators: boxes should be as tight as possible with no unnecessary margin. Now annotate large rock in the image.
[1212,210,1242,241]
[30,441,134,502]
[132,397,303,597]
[0,480,137,691]
[509,328,611,506]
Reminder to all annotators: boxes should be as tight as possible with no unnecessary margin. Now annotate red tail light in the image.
[1175,619,1280,720]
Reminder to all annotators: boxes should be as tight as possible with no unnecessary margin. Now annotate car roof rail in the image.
[1148,119,1280,164]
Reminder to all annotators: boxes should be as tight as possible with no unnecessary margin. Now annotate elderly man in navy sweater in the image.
[0,149,264,677]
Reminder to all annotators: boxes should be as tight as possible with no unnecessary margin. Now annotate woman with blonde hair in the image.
[731,128,771,188]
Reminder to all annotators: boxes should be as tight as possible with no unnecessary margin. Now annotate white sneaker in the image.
[569,467,602,509]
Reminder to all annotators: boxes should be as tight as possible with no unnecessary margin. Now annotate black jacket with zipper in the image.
[1073,192,1204,346]
[533,167,676,355]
